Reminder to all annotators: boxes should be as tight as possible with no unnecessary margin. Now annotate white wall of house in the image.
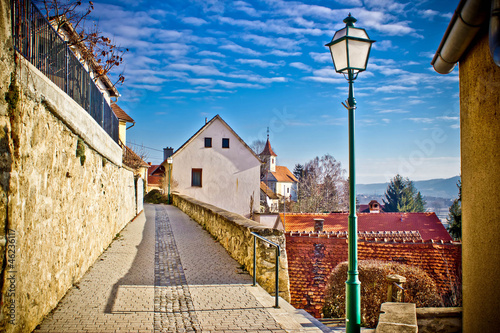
[274,181,298,201]
[170,118,261,218]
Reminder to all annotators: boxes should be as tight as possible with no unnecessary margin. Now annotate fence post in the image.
[386,274,406,302]
[253,235,256,286]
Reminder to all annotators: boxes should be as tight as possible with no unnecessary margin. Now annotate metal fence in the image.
[11,0,119,144]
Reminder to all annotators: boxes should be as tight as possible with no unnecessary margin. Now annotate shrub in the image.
[322,260,442,328]
[144,189,169,204]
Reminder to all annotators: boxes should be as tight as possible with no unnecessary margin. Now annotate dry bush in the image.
[144,189,168,204]
[322,260,442,328]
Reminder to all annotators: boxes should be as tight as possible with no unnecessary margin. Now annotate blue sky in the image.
[91,0,460,184]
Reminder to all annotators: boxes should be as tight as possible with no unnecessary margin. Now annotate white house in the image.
[260,137,298,202]
[163,115,261,218]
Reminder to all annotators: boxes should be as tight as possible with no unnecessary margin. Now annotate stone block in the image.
[376,302,417,333]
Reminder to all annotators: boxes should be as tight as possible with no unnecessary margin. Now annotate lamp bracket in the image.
[342,100,356,110]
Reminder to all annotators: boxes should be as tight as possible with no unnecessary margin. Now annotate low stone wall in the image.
[0,7,140,331]
[416,307,462,333]
[173,193,291,302]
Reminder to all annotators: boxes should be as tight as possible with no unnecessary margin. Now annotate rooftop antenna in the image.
[267,127,269,140]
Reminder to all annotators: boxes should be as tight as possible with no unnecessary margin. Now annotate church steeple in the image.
[259,129,277,172]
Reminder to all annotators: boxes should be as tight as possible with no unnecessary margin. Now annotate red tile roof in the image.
[280,212,452,241]
[111,102,135,123]
[122,145,149,169]
[271,166,298,183]
[285,234,461,318]
[148,164,165,176]
[260,138,277,156]
[261,181,278,199]
[148,174,163,187]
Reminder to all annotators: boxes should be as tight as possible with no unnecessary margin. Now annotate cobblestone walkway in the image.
[35,204,331,333]
[154,206,200,332]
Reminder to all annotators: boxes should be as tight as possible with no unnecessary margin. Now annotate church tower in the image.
[259,131,277,172]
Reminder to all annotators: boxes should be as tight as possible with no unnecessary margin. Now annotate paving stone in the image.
[34,204,330,333]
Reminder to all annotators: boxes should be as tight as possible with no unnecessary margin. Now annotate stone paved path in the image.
[35,204,331,333]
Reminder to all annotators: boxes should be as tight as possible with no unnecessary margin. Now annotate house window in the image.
[222,138,230,148]
[287,187,290,194]
[192,169,202,187]
[204,137,212,148]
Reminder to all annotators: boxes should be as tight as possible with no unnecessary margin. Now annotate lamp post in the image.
[167,157,173,204]
[325,14,374,333]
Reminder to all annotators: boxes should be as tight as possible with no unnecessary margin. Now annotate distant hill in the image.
[357,176,461,199]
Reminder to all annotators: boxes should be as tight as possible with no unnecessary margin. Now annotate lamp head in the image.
[325,14,375,75]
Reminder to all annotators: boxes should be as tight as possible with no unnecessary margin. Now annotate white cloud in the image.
[303,76,344,84]
[172,89,200,93]
[377,109,409,114]
[197,51,226,58]
[168,64,224,76]
[233,1,260,17]
[236,59,282,67]
[270,50,302,57]
[182,17,208,26]
[374,85,418,93]
[219,42,262,56]
[438,116,459,121]
[127,84,162,91]
[309,52,331,63]
[419,9,439,19]
[217,16,323,36]
[372,40,396,51]
[227,73,287,84]
[408,117,434,123]
[186,78,216,85]
[216,80,263,89]
[241,34,303,50]
[289,62,312,71]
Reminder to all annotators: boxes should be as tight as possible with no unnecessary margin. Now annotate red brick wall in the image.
[285,234,462,317]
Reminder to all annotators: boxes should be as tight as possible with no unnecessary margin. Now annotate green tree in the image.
[383,174,426,212]
[447,179,462,240]
[293,163,304,180]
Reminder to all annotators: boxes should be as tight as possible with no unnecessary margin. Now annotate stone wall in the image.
[173,193,291,302]
[416,307,462,333]
[0,2,140,331]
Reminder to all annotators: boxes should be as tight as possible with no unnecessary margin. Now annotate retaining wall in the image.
[173,193,291,302]
[0,3,140,331]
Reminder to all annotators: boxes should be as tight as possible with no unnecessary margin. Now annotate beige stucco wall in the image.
[170,119,261,218]
[459,32,500,332]
[0,2,139,331]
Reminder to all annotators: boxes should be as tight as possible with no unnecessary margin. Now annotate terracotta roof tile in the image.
[111,103,135,123]
[271,166,298,183]
[261,181,278,199]
[148,174,163,187]
[122,145,149,169]
[259,138,277,156]
[285,234,462,318]
[281,212,452,241]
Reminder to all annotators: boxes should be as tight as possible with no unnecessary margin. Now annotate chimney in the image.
[314,218,324,232]
[369,200,380,213]
[163,147,174,161]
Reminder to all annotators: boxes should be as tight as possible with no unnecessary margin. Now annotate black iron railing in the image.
[11,0,119,143]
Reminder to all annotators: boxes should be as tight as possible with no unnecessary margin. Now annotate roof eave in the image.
[432,0,491,74]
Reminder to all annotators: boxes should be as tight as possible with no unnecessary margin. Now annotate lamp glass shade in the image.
[326,22,374,74]
[167,157,173,164]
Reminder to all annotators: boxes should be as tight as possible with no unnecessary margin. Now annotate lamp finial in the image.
[344,13,357,26]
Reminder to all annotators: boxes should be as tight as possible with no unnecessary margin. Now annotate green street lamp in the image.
[325,14,374,333]
[167,156,173,204]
